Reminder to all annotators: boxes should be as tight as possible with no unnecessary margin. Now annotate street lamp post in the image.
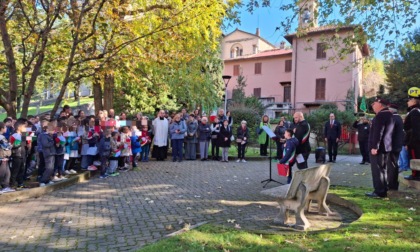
[222,75,231,112]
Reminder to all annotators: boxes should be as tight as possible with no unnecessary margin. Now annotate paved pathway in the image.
[0,155,373,251]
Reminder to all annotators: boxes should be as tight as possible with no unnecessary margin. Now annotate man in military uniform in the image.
[387,104,404,190]
[404,87,420,180]
[366,97,394,198]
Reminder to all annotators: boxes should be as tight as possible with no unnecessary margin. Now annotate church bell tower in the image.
[298,0,318,29]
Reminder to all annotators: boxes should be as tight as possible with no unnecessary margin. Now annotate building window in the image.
[230,50,234,58]
[254,88,261,98]
[255,63,262,74]
[316,43,327,59]
[284,85,291,102]
[315,78,326,100]
[236,47,243,57]
[285,60,292,72]
[253,45,258,54]
[233,65,240,76]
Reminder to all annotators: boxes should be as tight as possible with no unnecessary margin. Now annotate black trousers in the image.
[370,152,389,197]
[275,141,284,160]
[38,152,46,178]
[296,151,310,169]
[359,140,370,163]
[260,135,269,156]
[327,138,338,161]
[237,143,247,159]
[387,151,400,190]
[211,139,219,159]
[10,157,25,187]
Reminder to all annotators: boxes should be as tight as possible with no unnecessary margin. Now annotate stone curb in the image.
[326,193,363,217]
[0,171,93,204]
[210,193,363,235]
[399,173,420,190]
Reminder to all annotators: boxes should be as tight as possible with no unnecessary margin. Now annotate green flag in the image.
[360,95,367,112]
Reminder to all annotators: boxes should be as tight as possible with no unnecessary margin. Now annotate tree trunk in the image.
[74,81,80,101]
[103,73,114,111]
[93,75,103,114]
[21,52,46,118]
[0,3,18,118]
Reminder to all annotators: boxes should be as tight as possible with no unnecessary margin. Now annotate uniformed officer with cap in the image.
[366,97,394,198]
[404,87,420,180]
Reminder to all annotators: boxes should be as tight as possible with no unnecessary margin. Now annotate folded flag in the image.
[10,133,22,147]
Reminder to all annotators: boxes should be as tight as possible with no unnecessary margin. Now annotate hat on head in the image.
[374,97,390,106]
[408,87,420,99]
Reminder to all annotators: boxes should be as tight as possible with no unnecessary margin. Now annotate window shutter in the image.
[233,65,240,76]
[284,86,291,102]
[254,88,261,98]
[285,60,292,72]
[255,63,262,74]
[315,79,326,100]
[316,43,326,59]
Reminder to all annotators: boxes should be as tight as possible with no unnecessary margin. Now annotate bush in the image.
[306,104,356,147]
[229,104,262,146]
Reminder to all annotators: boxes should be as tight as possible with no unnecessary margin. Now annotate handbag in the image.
[230,135,235,141]
[277,163,289,177]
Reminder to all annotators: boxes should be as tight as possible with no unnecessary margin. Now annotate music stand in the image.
[260,126,283,188]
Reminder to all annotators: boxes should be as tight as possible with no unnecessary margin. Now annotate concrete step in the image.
[0,170,96,203]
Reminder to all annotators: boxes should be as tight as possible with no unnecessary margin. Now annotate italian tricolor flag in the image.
[58,135,66,146]
[10,133,22,147]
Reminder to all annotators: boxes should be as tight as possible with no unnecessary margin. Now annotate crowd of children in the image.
[0,106,154,192]
[0,106,246,193]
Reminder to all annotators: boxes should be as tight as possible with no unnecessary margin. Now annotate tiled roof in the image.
[284,25,357,43]
[225,48,292,61]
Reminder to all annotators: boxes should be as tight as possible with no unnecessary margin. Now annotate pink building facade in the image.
[221,2,369,117]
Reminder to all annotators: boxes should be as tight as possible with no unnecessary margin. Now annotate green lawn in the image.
[139,187,420,252]
[0,97,93,121]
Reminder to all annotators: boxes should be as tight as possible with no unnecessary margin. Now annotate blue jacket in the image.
[198,123,211,141]
[280,137,299,165]
[130,135,142,155]
[41,133,56,158]
[170,120,186,140]
[98,136,112,157]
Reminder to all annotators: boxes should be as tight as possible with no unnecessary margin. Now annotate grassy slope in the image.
[140,187,420,252]
[0,97,92,121]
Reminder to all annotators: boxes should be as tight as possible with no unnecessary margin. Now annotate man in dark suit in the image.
[366,97,394,198]
[324,113,341,163]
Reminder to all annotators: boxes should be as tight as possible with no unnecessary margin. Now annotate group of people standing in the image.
[153,108,252,163]
[363,87,420,198]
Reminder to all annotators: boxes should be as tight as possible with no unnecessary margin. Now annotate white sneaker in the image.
[52,176,62,182]
[69,169,77,174]
[236,159,241,163]
[60,176,68,180]
[48,181,54,185]
[39,183,46,187]
[1,187,16,193]
[64,170,71,175]
[242,159,247,163]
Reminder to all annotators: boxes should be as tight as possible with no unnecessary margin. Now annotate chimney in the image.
[256,28,260,36]
[279,41,285,49]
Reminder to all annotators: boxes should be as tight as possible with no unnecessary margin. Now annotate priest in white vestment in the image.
[152,110,169,161]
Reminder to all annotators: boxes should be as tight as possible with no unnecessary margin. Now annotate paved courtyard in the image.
[0,155,373,251]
